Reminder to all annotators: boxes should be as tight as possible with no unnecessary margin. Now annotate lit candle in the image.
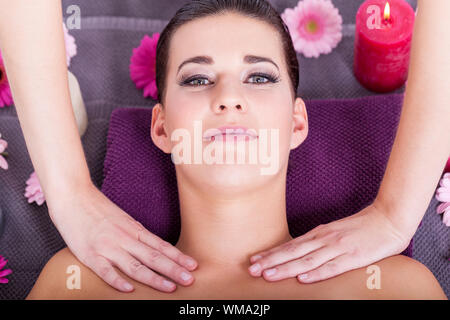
[353,0,415,92]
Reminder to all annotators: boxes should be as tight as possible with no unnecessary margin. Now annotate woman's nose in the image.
[214,103,246,114]
[211,81,248,114]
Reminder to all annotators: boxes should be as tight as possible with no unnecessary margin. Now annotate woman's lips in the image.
[203,125,259,141]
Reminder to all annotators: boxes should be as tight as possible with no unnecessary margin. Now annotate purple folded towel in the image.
[101,93,413,257]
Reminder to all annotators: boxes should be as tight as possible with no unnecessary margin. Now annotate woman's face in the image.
[151,12,308,192]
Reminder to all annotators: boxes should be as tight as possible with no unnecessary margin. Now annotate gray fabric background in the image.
[0,0,448,300]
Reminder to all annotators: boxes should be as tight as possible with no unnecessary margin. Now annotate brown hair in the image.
[155,0,300,105]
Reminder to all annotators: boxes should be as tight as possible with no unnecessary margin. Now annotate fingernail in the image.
[181,272,192,281]
[163,280,175,289]
[249,263,261,274]
[298,273,308,281]
[123,281,134,291]
[264,268,277,277]
[186,258,197,269]
[251,255,262,263]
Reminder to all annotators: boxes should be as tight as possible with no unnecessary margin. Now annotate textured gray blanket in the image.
[1,0,448,300]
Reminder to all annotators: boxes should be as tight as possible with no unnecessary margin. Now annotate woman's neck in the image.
[175,171,293,273]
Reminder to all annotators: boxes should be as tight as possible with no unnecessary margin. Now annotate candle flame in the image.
[384,2,390,20]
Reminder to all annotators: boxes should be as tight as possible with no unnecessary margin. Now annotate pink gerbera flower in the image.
[0,134,8,170]
[0,51,13,108]
[24,171,46,206]
[435,172,450,227]
[281,0,343,58]
[129,33,159,100]
[0,255,12,284]
[63,22,77,67]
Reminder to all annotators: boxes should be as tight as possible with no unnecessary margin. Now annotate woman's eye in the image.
[183,77,211,86]
[248,75,269,84]
[248,73,280,84]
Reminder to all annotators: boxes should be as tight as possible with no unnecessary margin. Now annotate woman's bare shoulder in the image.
[26,247,169,300]
[26,247,113,299]
[25,249,447,300]
[354,255,447,300]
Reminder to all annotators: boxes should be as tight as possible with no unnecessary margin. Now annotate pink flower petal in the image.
[29,193,40,203]
[63,23,77,67]
[0,269,12,277]
[0,139,6,152]
[0,155,8,170]
[436,185,450,194]
[436,201,450,214]
[0,254,12,283]
[443,209,450,227]
[0,258,7,270]
[0,51,14,107]
[24,171,46,205]
[440,176,450,188]
[26,184,41,195]
[0,84,13,107]
[436,189,450,202]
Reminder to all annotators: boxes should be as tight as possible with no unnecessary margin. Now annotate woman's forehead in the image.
[168,13,284,71]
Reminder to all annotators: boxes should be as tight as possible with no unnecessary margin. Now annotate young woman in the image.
[26,0,446,299]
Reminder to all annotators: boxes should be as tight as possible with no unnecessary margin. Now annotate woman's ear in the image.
[290,97,308,150]
[150,103,172,154]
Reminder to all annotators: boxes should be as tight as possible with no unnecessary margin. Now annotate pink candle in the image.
[354,0,415,92]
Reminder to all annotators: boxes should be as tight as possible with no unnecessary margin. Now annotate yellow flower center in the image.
[305,20,319,33]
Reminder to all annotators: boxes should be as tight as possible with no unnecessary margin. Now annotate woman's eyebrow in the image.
[177,55,279,75]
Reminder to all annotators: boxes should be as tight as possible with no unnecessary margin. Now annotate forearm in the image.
[0,0,91,207]
[375,0,450,238]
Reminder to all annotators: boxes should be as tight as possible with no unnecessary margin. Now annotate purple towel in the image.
[101,93,413,257]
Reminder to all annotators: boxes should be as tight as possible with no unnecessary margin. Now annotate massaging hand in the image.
[248,202,410,283]
[47,182,198,292]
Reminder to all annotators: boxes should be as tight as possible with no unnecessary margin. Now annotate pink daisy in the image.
[0,255,12,284]
[435,172,450,227]
[130,33,159,100]
[63,22,77,67]
[0,135,8,170]
[0,51,13,108]
[281,0,343,58]
[24,171,46,206]
[445,157,450,173]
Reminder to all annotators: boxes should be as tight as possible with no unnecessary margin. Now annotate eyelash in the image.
[179,72,281,87]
